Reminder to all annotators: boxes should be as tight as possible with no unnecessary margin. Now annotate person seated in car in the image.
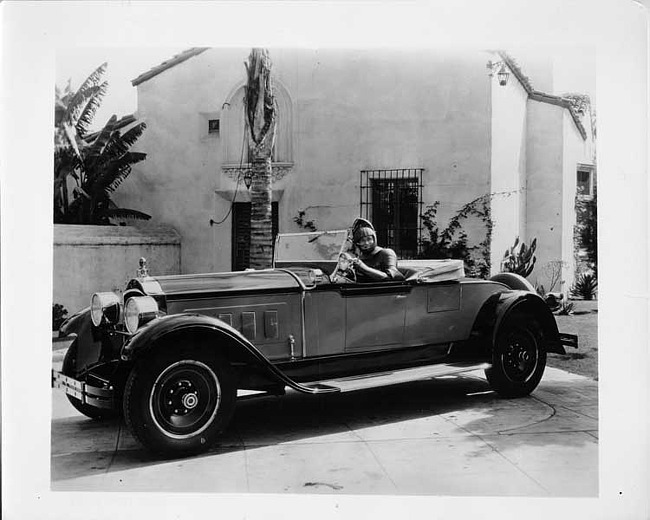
[351,226,404,282]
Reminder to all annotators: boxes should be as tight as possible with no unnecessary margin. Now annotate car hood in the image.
[147,269,302,297]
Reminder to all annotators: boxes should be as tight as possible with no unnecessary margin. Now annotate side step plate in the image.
[302,361,490,394]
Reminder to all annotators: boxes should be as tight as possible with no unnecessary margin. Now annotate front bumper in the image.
[51,370,115,409]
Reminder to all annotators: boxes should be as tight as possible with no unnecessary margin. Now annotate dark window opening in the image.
[360,169,423,259]
[208,119,220,135]
[577,169,592,196]
[232,202,279,270]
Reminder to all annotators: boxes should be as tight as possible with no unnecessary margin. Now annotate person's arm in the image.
[354,249,400,281]
[354,259,390,281]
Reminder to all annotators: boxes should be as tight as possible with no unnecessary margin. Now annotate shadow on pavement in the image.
[52,370,597,485]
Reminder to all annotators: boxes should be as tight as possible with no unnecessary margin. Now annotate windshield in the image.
[274,230,349,265]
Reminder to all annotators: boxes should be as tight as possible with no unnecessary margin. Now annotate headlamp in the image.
[124,296,159,334]
[90,292,121,327]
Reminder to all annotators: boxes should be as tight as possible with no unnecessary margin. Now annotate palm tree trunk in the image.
[245,48,277,269]
[249,151,273,269]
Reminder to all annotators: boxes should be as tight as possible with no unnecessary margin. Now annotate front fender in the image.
[121,313,329,394]
[493,291,566,355]
[59,306,91,336]
[58,307,110,374]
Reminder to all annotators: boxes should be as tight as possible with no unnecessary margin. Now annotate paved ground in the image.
[51,359,598,496]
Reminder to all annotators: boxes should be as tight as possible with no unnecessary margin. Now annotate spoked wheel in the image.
[124,347,236,455]
[485,315,546,398]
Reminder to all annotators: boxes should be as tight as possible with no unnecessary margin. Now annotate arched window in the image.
[221,82,293,167]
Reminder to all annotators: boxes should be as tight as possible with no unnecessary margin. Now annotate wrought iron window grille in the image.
[360,169,424,259]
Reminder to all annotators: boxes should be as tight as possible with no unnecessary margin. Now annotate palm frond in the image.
[83,115,117,174]
[93,152,147,196]
[100,123,147,163]
[68,83,107,128]
[54,147,83,180]
[104,207,151,221]
[95,129,127,165]
[118,122,147,149]
[90,157,132,196]
[75,81,108,137]
[67,63,107,115]
[78,62,108,90]
[59,122,82,158]
[106,153,146,193]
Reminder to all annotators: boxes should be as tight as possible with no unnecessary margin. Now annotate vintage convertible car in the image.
[52,220,577,455]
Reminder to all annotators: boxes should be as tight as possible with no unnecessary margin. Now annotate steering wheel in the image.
[331,252,357,283]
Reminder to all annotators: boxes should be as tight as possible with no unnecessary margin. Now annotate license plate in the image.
[52,371,85,400]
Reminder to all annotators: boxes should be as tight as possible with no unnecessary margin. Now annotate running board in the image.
[301,361,490,394]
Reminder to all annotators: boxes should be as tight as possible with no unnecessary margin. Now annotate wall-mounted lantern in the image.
[486,60,510,86]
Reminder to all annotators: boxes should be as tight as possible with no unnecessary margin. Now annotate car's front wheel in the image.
[123,346,236,455]
[485,314,546,398]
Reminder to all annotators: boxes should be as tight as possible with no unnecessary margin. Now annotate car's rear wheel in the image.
[123,346,236,455]
[62,342,120,420]
[485,313,546,398]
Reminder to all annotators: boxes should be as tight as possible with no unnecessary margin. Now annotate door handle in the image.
[395,294,408,300]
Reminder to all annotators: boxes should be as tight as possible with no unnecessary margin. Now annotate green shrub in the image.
[52,303,68,331]
[55,63,150,225]
[418,195,492,279]
[501,237,537,278]
[571,273,598,300]
[555,301,575,315]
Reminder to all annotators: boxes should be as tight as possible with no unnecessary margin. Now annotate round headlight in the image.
[90,292,121,327]
[124,296,159,334]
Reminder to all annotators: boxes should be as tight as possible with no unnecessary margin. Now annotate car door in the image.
[340,282,411,352]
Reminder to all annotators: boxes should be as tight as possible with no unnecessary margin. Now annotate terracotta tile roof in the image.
[528,91,588,139]
[497,51,588,140]
[131,47,209,86]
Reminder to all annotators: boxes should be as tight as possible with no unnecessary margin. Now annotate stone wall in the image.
[53,225,181,314]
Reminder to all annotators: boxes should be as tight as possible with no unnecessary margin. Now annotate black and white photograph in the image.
[50,45,599,496]
[2,1,649,519]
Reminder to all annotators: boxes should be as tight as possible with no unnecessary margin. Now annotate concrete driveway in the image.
[51,360,598,496]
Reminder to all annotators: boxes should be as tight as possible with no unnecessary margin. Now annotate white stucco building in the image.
[116,48,595,292]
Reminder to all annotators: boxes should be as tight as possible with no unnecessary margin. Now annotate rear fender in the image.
[493,291,566,355]
[121,314,312,393]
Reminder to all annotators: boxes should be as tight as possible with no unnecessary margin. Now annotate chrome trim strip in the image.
[277,268,308,360]
[51,370,115,408]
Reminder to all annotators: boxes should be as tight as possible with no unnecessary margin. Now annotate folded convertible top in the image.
[398,259,465,282]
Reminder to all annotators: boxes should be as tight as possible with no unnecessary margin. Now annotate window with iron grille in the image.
[360,169,424,259]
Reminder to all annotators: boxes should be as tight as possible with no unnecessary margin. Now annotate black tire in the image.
[123,346,236,455]
[62,342,120,420]
[485,313,546,398]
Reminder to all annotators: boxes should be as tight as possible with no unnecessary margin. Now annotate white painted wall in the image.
[525,100,594,294]
[53,225,181,313]
[525,101,565,291]
[562,110,595,291]
[489,61,529,274]
[119,49,492,273]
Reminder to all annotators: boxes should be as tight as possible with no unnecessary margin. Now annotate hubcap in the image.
[149,360,221,439]
[500,329,539,383]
